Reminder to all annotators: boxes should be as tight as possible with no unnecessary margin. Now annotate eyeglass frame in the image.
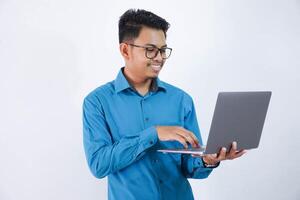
[126,43,172,59]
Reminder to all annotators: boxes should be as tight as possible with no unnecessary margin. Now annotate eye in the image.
[146,47,156,52]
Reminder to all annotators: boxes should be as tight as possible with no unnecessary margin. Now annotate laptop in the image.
[157,91,272,156]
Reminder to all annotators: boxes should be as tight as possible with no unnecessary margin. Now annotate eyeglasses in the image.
[127,43,172,59]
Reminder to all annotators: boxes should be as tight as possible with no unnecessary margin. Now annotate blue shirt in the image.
[83,67,215,200]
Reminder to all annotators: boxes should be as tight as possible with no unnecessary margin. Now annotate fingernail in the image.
[222,147,227,151]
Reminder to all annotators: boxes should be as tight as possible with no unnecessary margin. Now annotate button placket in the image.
[140,98,146,128]
[141,97,151,127]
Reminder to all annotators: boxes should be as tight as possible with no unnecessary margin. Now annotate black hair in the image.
[118,9,170,44]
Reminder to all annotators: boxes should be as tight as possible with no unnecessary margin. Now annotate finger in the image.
[227,149,246,160]
[203,154,218,160]
[176,130,196,147]
[211,153,218,158]
[183,129,200,145]
[217,147,227,161]
[173,134,188,148]
[234,149,247,158]
[203,155,219,165]
[180,127,200,145]
[177,128,199,147]
[228,141,237,157]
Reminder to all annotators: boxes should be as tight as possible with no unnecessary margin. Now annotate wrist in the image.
[201,157,220,168]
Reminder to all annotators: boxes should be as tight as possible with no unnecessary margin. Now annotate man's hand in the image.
[156,126,199,148]
[195,141,247,166]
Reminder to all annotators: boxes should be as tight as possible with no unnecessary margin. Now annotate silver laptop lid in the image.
[204,91,272,154]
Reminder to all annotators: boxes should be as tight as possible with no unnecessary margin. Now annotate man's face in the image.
[125,26,167,79]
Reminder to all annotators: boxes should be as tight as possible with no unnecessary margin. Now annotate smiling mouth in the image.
[150,64,162,72]
[151,65,162,72]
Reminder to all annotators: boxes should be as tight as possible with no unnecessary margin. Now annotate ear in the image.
[119,43,130,60]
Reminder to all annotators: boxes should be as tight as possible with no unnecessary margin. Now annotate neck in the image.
[123,67,152,95]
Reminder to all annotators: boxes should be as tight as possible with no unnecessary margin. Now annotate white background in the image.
[1,0,299,199]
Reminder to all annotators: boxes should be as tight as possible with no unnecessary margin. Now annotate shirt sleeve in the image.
[180,93,217,179]
[82,96,158,179]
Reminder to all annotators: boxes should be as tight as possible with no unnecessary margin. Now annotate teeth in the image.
[150,65,162,72]
[152,65,161,68]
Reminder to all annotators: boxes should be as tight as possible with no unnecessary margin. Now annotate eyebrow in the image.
[144,43,168,48]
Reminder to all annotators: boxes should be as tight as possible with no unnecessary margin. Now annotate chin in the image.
[148,71,160,78]
[146,67,161,78]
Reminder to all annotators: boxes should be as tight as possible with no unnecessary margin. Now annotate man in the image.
[83,9,246,200]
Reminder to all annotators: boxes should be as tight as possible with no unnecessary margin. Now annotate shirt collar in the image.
[114,67,167,94]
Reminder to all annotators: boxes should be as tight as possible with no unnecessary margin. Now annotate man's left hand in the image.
[193,141,247,166]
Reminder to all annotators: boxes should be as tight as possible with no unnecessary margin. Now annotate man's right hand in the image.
[155,126,200,148]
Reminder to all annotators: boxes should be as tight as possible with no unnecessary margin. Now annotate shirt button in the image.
[152,159,159,164]
[150,141,154,145]
[159,179,163,184]
[145,117,149,121]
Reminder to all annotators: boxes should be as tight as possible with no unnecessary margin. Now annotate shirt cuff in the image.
[187,156,215,174]
[135,126,158,158]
